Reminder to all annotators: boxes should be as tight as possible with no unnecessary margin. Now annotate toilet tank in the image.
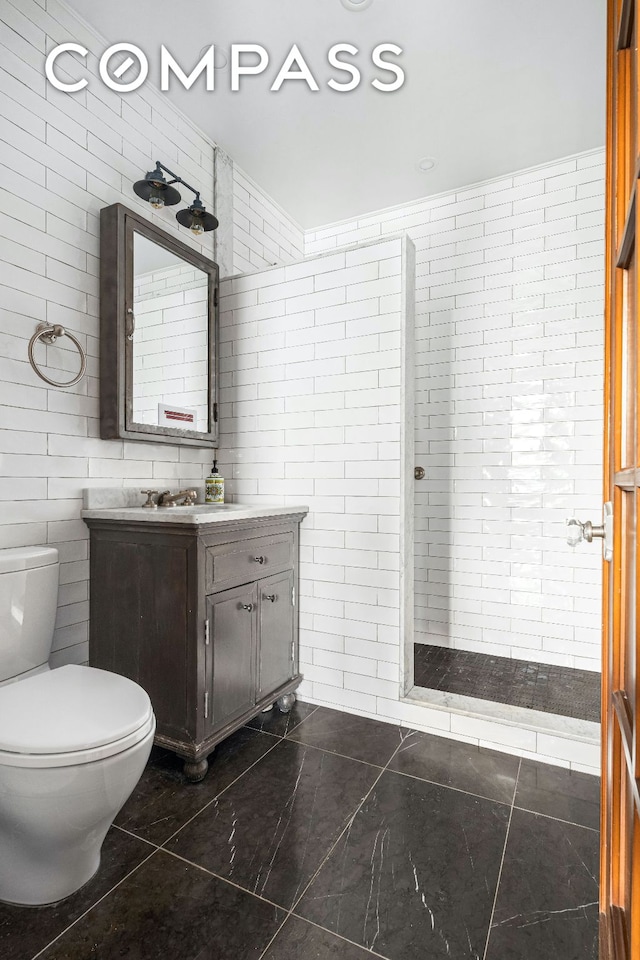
[0,547,59,683]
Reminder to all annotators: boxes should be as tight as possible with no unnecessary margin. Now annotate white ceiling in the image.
[65,0,607,228]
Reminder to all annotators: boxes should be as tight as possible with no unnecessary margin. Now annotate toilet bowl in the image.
[0,547,155,906]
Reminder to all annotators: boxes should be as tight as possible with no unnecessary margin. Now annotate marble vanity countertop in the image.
[81,504,310,525]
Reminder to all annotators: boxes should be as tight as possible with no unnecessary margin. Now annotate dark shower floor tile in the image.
[7,705,600,960]
[0,828,151,960]
[414,644,601,722]
[296,769,510,960]
[165,737,381,909]
[514,759,600,830]
[484,809,599,960]
[287,705,405,766]
[387,728,519,803]
[115,726,278,845]
[38,850,286,960]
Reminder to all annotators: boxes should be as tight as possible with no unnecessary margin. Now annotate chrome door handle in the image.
[126,307,135,341]
[264,594,277,603]
[253,556,265,564]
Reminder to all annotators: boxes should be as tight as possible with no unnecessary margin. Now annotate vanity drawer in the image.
[205,533,294,591]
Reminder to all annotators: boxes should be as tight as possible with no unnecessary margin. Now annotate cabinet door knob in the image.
[253,556,266,564]
[240,603,253,612]
[264,594,277,603]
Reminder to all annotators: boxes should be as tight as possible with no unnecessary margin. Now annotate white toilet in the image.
[0,546,155,906]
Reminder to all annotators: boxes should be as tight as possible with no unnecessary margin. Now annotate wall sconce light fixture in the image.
[176,195,218,236]
[133,161,219,234]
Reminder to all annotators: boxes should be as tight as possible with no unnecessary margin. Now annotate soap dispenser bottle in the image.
[205,459,225,504]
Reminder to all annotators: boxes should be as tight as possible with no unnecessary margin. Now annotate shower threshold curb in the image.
[404,686,600,745]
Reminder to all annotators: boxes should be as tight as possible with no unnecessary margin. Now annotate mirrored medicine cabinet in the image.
[99,203,219,447]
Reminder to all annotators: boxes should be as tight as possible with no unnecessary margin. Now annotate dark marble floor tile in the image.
[515,759,600,830]
[263,916,375,959]
[38,850,285,960]
[288,706,404,766]
[387,729,519,804]
[246,700,318,738]
[167,738,380,909]
[485,809,599,960]
[297,769,509,960]
[0,828,150,960]
[116,727,277,845]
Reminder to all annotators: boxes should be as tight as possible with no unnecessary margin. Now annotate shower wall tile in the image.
[217,235,414,724]
[306,148,605,674]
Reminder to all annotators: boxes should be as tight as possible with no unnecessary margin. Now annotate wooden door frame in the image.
[601,2,640,957]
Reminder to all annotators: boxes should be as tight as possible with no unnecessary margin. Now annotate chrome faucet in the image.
[157,489,198,508]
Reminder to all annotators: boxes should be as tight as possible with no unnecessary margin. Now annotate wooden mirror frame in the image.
[99,203,219,448]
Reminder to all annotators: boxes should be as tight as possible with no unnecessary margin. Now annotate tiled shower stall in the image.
[307,148,605,676]
[218,149,604,772]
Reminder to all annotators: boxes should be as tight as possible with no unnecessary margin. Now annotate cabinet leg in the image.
[183,757,209,782]
[276,693,296,714]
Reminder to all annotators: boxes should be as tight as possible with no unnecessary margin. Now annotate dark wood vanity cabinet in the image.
[85,512,305,780]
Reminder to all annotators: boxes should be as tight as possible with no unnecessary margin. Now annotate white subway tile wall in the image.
[306,148,605,675]
[232,166,304,273]
[0,0,303,668]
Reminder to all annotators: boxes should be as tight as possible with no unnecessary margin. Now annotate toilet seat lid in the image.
[0,665,153,755]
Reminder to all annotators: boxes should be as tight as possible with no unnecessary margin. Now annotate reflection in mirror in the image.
[132,233,209,433]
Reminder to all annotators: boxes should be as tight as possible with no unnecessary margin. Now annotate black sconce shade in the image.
[133,168,182,207]
[176,201,219,234]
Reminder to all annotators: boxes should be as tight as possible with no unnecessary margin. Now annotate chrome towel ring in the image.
[28,323,87,389]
